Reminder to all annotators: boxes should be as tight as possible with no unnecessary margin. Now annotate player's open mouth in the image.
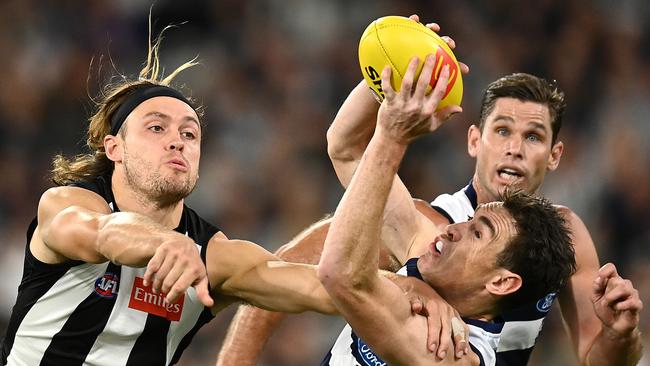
[497,168,523,182]
[434,240,444,255]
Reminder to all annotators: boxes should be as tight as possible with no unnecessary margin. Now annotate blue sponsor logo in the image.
[94,273,120,299]
[536,292,557,312]
[356,338,387,366]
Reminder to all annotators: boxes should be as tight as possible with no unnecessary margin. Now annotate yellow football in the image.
[358,16,463,109]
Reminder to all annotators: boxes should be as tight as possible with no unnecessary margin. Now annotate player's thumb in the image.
[591,275,605,304]
[195,277,214,307]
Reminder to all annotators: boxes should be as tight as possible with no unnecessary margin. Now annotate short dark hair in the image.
[478,73,566,145]
[495,191,576,312]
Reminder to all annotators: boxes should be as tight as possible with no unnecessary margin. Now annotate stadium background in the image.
[0,0,647,364]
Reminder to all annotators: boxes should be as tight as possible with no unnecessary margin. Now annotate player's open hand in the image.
[144,233,214,307]
[407,14,470,75]
[377,55,461,145]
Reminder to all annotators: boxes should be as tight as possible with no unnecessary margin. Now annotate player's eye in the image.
[527,133,541,142]
[496,128,509,136]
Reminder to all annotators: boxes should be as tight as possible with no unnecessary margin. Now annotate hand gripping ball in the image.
[358,16,463,109]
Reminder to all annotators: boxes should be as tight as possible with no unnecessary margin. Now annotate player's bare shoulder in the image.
[552,204,588,233]
[414,198,452,228]
[39,186,112,217]
[33,186,112,263]
[552,203,599,274]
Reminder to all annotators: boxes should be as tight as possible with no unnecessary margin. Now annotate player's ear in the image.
[485,269,521,296]
[547,140,563,172]
[104,134,123,163]
[468,124,481,158]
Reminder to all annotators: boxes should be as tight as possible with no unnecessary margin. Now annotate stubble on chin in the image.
[124,154,196,208]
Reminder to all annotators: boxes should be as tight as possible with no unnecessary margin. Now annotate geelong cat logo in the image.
[94,273,120,299]
[536,292,557,313]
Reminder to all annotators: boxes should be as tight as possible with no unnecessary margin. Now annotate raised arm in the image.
[327,18,464,264]
[326,80,379,187]
[319,57,471,364]
[328,80,448,264]
[34,185,212,306]
[557,208,643,365]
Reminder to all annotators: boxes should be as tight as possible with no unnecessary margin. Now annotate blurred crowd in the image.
[0,0,648,365]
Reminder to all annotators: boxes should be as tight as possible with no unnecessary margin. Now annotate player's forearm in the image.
[326,80,379,187]
[320,131,406,289]
[96,212,175,266]
[216,306,287,366]
[216,220,332,365]
[584,327,642,366]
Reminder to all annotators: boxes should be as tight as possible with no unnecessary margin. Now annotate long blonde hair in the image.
[51,20,200,186]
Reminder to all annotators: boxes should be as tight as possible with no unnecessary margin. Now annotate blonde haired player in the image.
[0,21,439,366]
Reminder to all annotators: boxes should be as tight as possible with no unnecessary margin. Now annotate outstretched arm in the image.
[327,18,464,264]
[34,186,213,306]
[216,218,331,366]
[215,217,411,366]
[557,208,643,365]
[207,235,336,315]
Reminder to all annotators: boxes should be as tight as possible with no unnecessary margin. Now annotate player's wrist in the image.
[602,323,641,342]
[373,123,412,147]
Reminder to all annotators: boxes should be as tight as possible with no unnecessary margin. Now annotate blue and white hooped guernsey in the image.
[321,259,504,366]
[431,182,558,366]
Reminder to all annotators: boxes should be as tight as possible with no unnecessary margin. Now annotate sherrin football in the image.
[359,16,463,109]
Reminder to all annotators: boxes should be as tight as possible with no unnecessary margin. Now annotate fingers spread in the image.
[425,23,441,32]
[426,64,450,113]
[441,36,456,49]
[400,57,421,100]
[459,62,470,75]
[408,14,420,23]
[414,54,436,100]
[381,66,396,101]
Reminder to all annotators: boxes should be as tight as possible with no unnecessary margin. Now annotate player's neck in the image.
[471,174,496,205]
[110,173,184,229]
[448,292,498,322]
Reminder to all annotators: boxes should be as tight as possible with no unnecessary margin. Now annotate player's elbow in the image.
[94,214,133,265]
[317,259,345,291]
[326,125,357,163]
[318,260,364,296]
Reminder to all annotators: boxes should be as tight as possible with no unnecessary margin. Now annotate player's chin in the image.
[494,177,529,194]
